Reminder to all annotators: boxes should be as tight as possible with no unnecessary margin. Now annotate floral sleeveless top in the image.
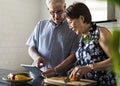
[76,23,116,86]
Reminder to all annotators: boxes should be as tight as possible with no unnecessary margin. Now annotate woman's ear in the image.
[80,16,85,23]
[64,4,66,10]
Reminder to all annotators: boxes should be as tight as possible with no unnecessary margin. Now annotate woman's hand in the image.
[42,68,57,78]
[69,66,91,81]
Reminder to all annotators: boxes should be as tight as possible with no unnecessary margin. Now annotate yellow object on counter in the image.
[15,75,31,80]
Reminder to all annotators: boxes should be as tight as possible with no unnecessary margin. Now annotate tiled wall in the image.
[115,5,120,22]
[0,0,49,71]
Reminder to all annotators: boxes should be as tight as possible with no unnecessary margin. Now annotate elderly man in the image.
[26,0,79,78]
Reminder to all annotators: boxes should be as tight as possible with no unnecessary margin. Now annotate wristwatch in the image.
[88,64,94,71]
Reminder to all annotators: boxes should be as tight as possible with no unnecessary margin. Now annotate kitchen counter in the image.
[0,69,97,86]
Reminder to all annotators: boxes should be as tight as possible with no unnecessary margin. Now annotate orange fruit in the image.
[70,76,75,82]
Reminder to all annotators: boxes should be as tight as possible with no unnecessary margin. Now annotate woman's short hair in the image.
[46,0,65,8]
[65,2,92,23]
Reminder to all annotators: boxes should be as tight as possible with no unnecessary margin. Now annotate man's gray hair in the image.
[46,0,65,8]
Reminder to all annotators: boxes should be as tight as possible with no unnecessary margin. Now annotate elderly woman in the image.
[65,2,116,86]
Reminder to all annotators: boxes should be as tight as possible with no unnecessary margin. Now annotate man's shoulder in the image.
[37,19,50,25]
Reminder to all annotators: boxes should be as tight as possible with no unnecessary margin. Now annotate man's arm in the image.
[28,46,45,68]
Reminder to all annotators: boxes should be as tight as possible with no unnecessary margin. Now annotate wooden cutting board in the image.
[44,77,96,86]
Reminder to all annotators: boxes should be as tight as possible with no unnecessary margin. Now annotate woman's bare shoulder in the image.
[99,27,112,41]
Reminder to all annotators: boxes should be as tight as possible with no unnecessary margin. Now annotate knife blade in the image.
[64,74,70,83]
[64,61,79,83]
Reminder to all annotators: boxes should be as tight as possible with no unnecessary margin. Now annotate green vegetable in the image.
[15,73,29,77]
[7,73,15,80]
[7,72,29,80]
[82,35,93,43]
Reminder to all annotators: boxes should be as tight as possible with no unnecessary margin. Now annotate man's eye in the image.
[57,10,63,14]
[50,11,54,15]
[50,10,63,15]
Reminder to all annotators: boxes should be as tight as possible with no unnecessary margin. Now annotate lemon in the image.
[15,75,31,80]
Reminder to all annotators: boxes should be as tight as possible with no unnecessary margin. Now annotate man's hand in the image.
[28,46,46,69]
[34,56,46,69]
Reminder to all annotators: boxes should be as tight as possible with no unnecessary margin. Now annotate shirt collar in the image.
[49,18,66,26]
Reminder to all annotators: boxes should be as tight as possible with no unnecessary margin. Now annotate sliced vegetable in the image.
[70,76,75,82]
[14,75,31,80]
[7,73,30,80]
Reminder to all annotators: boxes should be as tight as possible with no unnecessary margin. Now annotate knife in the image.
[64,74,70,83]
[64,61,79,83]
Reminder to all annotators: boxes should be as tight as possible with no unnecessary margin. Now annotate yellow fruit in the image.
[15,75,31,80]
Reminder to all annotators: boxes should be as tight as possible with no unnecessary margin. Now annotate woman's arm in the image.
[42,53,76,77]
[93,27,112,71]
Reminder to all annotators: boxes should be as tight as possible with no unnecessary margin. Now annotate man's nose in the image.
[54,13,60,18]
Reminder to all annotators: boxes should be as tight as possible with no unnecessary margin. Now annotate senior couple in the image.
[26,0,116,85]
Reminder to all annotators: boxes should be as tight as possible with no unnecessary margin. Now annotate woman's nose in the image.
[69,25,73,29]
[68,23,73,29]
